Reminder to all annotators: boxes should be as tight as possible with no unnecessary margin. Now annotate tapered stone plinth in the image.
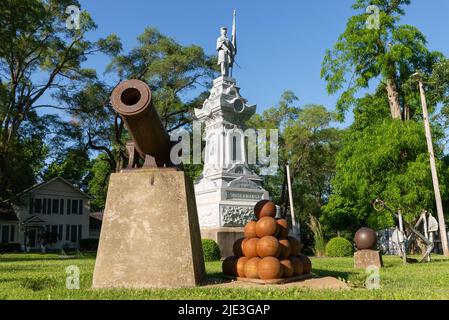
[354,250,383,269]
[92,170,205,289]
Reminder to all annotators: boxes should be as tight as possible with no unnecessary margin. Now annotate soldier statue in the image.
[217,11,237,77]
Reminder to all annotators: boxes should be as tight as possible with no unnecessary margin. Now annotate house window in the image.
[79,200,83,215]
[59,199,64,215]
[47,199,52,214]
[67,199,71,215]
[66,225,70,241]
[34,199,42,214]
[58,225,63,241]
[70,225,77,242]
[71,200,78,214]
[10,225,15,242]
[52,199,59,214]
[42,199,47,215]
[78,225,82,240]
[1,225,10,243]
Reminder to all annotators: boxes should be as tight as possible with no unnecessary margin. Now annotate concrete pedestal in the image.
[354,250,384,269]
[201,227,244,258]
[92,170,205,289]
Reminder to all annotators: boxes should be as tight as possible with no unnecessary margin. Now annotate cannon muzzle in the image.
[111,79,172,168]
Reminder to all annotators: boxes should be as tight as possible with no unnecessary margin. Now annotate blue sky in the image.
[52,0,449,126]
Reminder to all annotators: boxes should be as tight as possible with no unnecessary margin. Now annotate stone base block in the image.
[354,250,384,269]
[92,170,205,289]
[201,227,244,258]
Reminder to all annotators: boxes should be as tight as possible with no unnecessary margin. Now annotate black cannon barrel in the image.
[111,79,171,167]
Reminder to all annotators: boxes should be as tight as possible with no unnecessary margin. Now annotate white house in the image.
[0,177,91,251]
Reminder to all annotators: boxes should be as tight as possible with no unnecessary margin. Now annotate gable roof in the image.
[0,202,19,222]
[17,176,92,199]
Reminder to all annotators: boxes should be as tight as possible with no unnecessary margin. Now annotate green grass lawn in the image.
[0,253,448,300]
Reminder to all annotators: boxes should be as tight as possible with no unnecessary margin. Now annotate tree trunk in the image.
[386,77,402,120]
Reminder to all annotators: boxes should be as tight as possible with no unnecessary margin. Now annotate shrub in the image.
[202,239,221,261]
[325,237,354,257]
[79,238,99,251]
[0,243,21,253]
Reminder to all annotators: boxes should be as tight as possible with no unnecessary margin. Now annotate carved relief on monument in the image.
[220,205,255,227]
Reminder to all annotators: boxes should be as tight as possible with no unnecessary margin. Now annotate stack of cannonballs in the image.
[222,200,312,281]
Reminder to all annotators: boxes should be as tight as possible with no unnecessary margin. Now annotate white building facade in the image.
[0,177,91,251]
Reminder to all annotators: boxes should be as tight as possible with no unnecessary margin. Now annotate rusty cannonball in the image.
[277,219,289,238]
[257,236,281,258]
[298,254,312,274]
[243,238,259,258]
[222,256,237,276]
[233,238,247,257]
[244,221,258,239]
[254,200,277,219]
[256,217,279,238]
[290,256,304,276]
[278,237,292,258]
[236,256,248,277]
[354,227,377,250]
[258,257,283,280]
[244,257,261,279]
[288,236,301,256]
[280,258,294,278]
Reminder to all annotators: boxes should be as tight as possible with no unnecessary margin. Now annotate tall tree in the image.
[321,0,444,121]
[0,0,119,200]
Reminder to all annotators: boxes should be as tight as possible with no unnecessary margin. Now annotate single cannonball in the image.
[236,256,248,277]
[244,221,258,239]
[244,257,261,279]
[222,256,237,276]
[257,236,281,258]
[278,237,292,258]
[254,200,277,219]
[258,257,283,280]
[233,238,247,257]
[298,254,312,274]
[354,227,377,250]
[277,219,289,237]
[290,256,304,276]
[256,217,279,238]
[243,238,259,258]
[280,258,294,278]
[288,236,301,256]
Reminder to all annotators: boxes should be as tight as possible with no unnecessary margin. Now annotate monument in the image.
[353,227,383,269]
[92,80,205,289]
[194,11,269,257]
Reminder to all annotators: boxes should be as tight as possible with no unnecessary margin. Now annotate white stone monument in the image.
[194,13,269,256]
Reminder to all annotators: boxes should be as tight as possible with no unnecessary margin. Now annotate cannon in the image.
[93,78,205,289]
[111,79,173,169]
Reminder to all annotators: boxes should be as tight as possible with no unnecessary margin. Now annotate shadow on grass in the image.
[0,253,96,264]
[311,268,357,281]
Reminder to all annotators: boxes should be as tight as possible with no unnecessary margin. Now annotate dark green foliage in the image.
[79,238,99,251]
[201,239,221,262]
[0,243,21,253]
[325,237,354,257]
[323,120,448,233]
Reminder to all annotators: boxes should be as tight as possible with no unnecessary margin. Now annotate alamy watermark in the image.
[365,265,381,290]
[366,5,380,30]
[66,265,80,290]
[66,5,81,30]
